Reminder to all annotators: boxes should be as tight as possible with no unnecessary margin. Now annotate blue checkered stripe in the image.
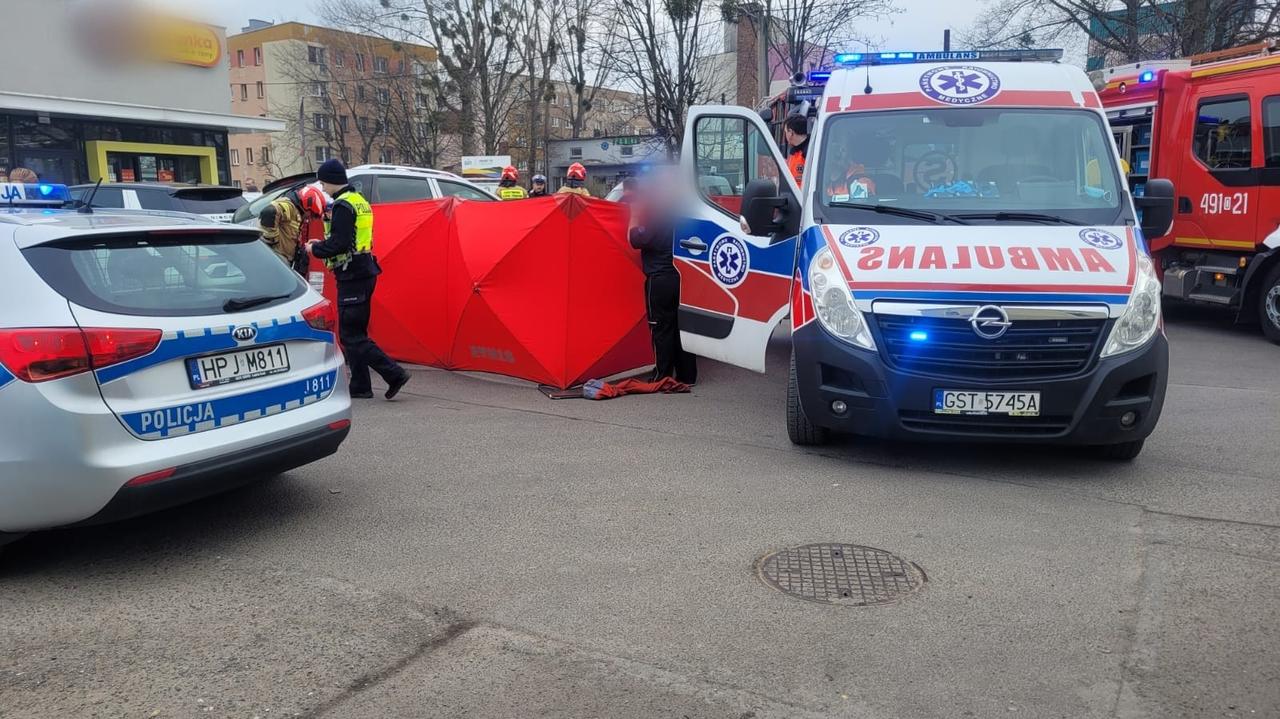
[97,316,334,385]
[0,363,14,392]
[120,369,339,439]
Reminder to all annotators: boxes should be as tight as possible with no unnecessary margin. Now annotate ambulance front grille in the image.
[874,315,1108,381]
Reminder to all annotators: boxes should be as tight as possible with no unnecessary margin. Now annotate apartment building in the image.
[228,20,438,190]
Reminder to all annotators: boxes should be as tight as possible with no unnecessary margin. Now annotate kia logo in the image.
[232,326,257,342]
[969,305,1012,340]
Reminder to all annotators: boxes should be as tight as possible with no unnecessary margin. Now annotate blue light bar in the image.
[833,48,1063,67]
[909,330,929,341]
[1139,70,1155,82]
[806,70,832,83]
[1,182,71,206]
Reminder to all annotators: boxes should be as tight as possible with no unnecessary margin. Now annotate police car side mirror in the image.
[741,178,788,238]
[1135,178,1174,239]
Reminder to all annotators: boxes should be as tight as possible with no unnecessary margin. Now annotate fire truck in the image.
[1097,42,1280,343]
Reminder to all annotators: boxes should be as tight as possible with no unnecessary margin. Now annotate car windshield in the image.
[22,232,304,316]
[817,108,1127,225]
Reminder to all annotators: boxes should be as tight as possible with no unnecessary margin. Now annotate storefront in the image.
[0,0,284,187]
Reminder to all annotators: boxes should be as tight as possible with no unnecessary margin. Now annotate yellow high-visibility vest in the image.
[498,186,527,200]
[324,190,373,269]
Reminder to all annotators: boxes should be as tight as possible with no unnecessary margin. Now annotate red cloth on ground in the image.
[584,377,690,399]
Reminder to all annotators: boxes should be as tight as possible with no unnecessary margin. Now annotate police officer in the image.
[784,115,810,188]
[307,159,410,400]
[529,174,549,197]
[497,165,527,200]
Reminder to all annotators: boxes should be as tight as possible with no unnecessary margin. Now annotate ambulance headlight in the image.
[1101,254,1162,357]
[809,247,875,350]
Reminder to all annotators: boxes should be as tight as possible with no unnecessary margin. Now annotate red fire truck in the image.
[1097,42,1280,342]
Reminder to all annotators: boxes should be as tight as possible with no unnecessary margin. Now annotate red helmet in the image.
[296,185,326,217]
[566,162,586,181]
[501,165,519,181]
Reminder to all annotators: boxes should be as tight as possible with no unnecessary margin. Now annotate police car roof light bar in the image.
[833,48,1064,67]
[2,182,72,208]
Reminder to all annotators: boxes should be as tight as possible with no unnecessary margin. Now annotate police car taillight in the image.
[302,299,337,333]
[0,327,161,382]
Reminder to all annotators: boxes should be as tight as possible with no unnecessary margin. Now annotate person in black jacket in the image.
[628,174,697,384]
[306,159,410,400]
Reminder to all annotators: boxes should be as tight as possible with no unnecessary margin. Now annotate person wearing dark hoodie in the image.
[306,158,410,400]
[627,172,697,384]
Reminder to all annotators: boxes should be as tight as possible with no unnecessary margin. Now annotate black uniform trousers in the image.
[644,270,697,384]
[336,277,405,394]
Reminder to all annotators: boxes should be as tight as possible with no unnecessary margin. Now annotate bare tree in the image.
[964,0,1280,64]
[511,0,565,171]
[561,0,618,137]
[328,0,527,155]
[611,0,727,154]
[721,0,894,83]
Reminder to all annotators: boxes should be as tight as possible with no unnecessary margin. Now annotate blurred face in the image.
[533,180,545,189]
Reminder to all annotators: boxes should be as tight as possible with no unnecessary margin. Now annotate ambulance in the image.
[673,50,1176,460]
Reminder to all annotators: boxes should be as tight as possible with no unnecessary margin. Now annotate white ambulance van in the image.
[673,50,1177,460]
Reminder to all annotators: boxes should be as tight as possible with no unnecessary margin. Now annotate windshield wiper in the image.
[223,293,291,312]
[953,212,1082,225]
[827,202,970,225]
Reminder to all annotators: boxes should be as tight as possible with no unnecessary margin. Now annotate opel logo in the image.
[232,325,257,342]
[969,305,1012,340]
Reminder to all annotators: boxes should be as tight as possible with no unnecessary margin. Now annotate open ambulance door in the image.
[675,106,800,373]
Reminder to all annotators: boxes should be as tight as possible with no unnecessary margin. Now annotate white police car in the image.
[0,184,351,546]
[673,50,1175,460]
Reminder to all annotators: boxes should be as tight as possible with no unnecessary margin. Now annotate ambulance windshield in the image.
[818,108,1125,225]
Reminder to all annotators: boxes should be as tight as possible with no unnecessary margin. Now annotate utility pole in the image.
[758,2,769,102]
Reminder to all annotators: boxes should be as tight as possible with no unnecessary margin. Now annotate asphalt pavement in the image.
[2,304,1277,719]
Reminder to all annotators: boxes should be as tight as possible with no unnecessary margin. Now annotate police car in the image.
[0,184,351,546]
[673,50,1176,460]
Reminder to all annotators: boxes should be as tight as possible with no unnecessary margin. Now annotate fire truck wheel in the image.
[1260,263,1280,344]
[1096,438,1145,461]
[787,350,829,446]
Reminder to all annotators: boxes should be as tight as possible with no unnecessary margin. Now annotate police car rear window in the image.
[22,232,305,317]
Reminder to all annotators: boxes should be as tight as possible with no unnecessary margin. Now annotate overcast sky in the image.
[172,0,981,52]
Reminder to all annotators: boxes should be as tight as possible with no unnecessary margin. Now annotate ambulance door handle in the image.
[680,238,708,254]
[1178,196,1192,213]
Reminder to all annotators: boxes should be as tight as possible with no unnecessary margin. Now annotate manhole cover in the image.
[757,543,925,605]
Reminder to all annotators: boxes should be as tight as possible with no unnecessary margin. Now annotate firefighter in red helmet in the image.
[497,165,527,200]
[557,162,591,197]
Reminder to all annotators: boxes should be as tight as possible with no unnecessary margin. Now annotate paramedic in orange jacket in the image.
[784,115,810,188]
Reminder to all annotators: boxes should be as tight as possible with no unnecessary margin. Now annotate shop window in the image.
[12,116,82,185]
[374,56,389,74]
[254,47,262,66]
[1194,96,1251,170]
[256,82,264,99]
[0,114,10,181]
[231,149,239,166]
